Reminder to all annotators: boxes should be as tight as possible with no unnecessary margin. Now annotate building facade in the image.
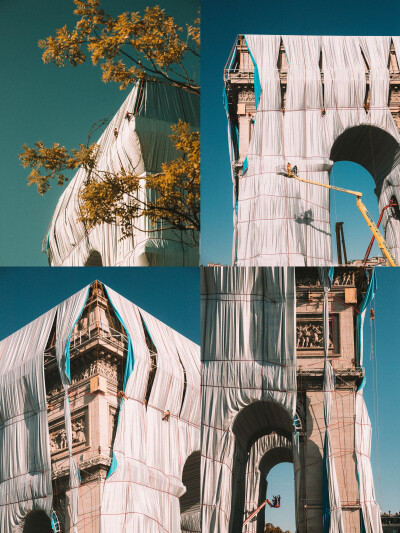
[2,281,200,533]
[224,36,400,265]
[201,266,380,533]
[382,512,400,532]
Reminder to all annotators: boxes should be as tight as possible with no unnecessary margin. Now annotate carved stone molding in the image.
[49,410,88,455]
[296,314,339,353]
[109,406,118,448]
[238,91,255,103]
[48,359,119,398]
[296,270,355,288]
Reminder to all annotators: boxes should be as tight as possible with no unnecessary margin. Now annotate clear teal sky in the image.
[0,0,199,266]
[201,0,400,266]
[0,267,200,344]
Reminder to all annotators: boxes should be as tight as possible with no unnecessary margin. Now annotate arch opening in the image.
[330,125,400,196]
[84,250,103,267]
[230,401,296,532]
[244,439,294,533]
[22,511,53,533]
[180,450,201,533]
[263,463,295,533]
[232,400,295,450]
[329,161,381,262]
[329,125,400,262]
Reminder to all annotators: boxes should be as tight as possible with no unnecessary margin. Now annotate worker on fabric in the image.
[114,127,119,139]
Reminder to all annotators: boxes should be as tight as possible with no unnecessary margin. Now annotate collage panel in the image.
[201,2,400,269]
[1,0,199,268]
[201,266,399,532]
[0,0,400,532]
[0,267,200,532]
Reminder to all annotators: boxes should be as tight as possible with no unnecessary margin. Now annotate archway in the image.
[243,436,293,533]
[22,511,53,533]
[330,161,380,261]
[180,450,201,532]
[329,125,400,261]
[261,459,294,533]
[84,250,103,266]
[230,401,296,532]
[330,125,400,191]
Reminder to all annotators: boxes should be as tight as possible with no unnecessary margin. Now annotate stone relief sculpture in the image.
[50,418,86,452]
[48,360,119,398]
[72,420,86,445]
[296,323,333,349]
[332,271,355,286]
[297,271,355,287]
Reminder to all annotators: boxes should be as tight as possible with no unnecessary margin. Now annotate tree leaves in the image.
[22,1,200,246]
[38,1,200,93]
[19,122,200,245]
[78,120,200,244]
[18,141,98,194]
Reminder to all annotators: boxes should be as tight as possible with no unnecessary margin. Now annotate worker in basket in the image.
[270,495,281,508]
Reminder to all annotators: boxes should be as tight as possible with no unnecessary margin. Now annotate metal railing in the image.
[70,320,127,352]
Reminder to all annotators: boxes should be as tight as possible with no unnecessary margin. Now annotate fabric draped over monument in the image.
[227,36,400,265]
[0,287,90,532]
[201,267,296,532]
[318,268,382,532]
[100,286,201,533]
[46,81,200,267]
[319,268,344,532]
[354,274,382,533]
[0,283,200,533]
[55,287,89,533]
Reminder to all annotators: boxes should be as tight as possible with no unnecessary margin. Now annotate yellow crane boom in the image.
[281,164,398,267]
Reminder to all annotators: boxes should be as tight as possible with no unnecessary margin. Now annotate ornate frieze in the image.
[296,272,320,287]
[296,314,339,354]
[238,91,255,103]
[296,270,355,287]
[47,359,119,398]
[50,410,88,454]
[332,271,355,286]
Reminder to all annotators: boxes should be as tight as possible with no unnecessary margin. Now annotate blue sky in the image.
[0,0,199,266]
[201,0,400,266]
[0,267,200,344]
[363,268,400,517]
